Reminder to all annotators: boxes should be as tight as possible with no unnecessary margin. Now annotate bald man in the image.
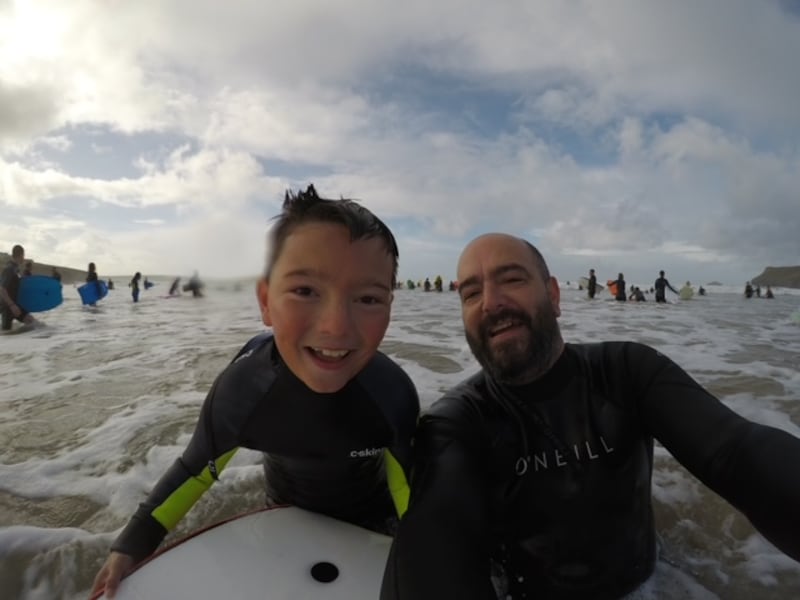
[382,233,800,600]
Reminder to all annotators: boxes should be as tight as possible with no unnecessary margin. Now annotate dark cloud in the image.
[0,82,60,144]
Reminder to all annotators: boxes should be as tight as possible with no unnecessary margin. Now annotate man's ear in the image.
[548,276,562,317]
[256,279,272,326]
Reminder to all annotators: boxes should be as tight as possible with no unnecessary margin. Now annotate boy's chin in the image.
[304,375,353,394]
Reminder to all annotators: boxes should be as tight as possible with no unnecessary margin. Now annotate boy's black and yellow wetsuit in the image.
[112,332,419,563]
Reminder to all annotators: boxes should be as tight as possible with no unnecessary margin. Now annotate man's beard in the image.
[465,300,561,385]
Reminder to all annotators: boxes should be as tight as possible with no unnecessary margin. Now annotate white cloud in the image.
[0,0,798,284]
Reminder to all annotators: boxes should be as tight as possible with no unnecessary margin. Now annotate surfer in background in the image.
[744,282,754,298]
[184,271,204,297]
[51,267,61,283]
[86,262,101,307]
[382,233,800,600]
[654,270,679,303]
[0,244,36,331]
[129,272,141,303]
[91,184,420,599]
[628,286,646,301]
[614,272,626,301]
[587,268,597,299]
[168,277,181,296]
[23,260,33,276]
[765,286,774,299]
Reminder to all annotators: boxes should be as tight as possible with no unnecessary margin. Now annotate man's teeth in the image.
[312,348,350,358]
[490,320,515,335]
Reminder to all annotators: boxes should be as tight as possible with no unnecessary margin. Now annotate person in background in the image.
[23,260,33,276]
[168,277,181,296]
[381,233,800,600]
[0,244,36,331]
[51,267,62,283]
[90,184,419,599]
[86,262,101,307]
[744,282,754,298]
[654,270,679,303]
[628,286,646,302]
[765,286,774,299]
[587,268,597,299]
[614,272,626,301]
[129,272,141,303]
[185,271,204,297]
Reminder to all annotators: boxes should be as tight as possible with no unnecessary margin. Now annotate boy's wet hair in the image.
[266,184,399,286]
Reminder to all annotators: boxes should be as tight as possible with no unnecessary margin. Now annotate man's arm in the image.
[629,344,800,561]
[381,407,496,600]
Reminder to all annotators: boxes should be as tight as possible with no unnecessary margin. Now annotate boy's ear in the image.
[256,279,273,326]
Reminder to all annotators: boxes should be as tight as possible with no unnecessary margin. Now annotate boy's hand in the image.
[90,552,135,599]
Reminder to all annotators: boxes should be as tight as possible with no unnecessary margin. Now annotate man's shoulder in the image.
[568,341,667,372]
[427,371,490,420]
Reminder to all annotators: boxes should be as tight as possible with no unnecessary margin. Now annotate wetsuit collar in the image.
[499,345,573,402]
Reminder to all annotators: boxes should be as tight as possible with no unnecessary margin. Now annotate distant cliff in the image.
[751,266,800,289]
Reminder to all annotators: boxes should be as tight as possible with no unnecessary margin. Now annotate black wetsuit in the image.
[382,342,800,600]
[614,278,626,301]
[0,260,28,330]
[654,276,677,303]
[112,332,419,563]
[587,275,597,299]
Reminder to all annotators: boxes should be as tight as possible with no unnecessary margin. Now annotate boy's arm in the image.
[381,407,496,600]
[110,376,240,563]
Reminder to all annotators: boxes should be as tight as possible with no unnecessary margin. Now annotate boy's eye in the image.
[359,295,383,305]
[292,287,314,296]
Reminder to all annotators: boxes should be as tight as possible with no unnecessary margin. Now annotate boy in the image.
[91,185,419,598]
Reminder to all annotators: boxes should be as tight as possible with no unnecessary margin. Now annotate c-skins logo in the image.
[349,447,383,458]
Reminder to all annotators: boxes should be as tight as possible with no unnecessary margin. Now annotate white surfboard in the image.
[577,277,603,292]
[102,507,392,600]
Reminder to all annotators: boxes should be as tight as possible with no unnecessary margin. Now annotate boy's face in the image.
[257,222,394,393]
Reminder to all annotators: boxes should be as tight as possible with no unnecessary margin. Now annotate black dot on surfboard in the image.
[310,561,339,583]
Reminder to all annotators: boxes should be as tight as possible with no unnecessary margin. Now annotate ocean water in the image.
[1,281,799,599]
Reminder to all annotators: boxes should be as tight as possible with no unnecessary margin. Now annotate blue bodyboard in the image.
[78,280,109,305]
[17,276,64,312]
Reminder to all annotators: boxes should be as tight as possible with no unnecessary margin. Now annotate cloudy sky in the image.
[1,0,799,285]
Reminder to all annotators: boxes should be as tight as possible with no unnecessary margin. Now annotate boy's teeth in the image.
[313,348,349,358]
